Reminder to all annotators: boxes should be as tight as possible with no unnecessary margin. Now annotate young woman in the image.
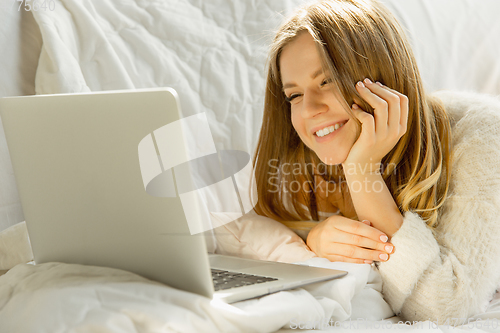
[252,0,500,322]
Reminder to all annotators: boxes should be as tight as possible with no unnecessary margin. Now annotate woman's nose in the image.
[301,90,327,118]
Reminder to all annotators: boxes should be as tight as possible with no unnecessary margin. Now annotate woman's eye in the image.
[285,94,301,103]
[321,79,332,87]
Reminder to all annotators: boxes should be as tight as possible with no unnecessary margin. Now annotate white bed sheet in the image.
[0,6,42,231]
[1,260,499,332]
[0,259,394,332]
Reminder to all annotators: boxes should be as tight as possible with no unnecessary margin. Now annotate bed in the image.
[1,0,500,332]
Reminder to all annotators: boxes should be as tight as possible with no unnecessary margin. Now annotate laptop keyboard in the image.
[211,269,278,291]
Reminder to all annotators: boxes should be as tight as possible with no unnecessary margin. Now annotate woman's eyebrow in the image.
[282,68,324,91]
[282,82,296,90]
[311,68,323,79]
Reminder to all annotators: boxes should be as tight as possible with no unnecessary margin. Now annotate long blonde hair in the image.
[253,0,452,228]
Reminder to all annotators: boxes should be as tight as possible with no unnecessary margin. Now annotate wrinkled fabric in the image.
[0,260,393,332]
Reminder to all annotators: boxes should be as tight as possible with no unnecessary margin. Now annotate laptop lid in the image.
[0,88,214,298]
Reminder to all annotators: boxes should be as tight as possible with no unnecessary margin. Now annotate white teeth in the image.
[315,122,345,137]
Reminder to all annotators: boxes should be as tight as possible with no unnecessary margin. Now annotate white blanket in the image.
[2,260,499,332]
[0,260,394,332]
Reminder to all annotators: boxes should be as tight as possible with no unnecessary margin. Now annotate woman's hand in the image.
[306,215,394,264]
[343,79,408,174]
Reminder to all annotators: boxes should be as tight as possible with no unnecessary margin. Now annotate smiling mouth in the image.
[314,120,348,137]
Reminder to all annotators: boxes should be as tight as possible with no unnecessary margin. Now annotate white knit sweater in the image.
[377,90,500,322]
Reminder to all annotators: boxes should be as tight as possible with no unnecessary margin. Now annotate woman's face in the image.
[280,32,358,165]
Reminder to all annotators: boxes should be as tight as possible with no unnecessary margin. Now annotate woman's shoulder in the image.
[432,90,500,131]
[433,90,500,195]
[432,90,500,154]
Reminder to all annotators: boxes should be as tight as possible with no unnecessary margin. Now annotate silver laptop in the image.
[0,88,346,303]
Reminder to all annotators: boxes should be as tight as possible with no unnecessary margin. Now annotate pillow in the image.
[0,222,33,270]
[213,210,317,263]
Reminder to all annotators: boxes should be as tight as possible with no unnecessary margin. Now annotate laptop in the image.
[0,88,346,303]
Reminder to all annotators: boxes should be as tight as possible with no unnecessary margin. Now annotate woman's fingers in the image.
[325,228,394,261]
[355,79,406,140]
[307,215,394,264]
[360,219,371,226]
[325,243,391,262]
[355,80,389,133]
[318,217,394,262]
[378,83,409,135]
[334,217,388,244]
[351,103,375,139]
[335,229,393,253]
[321,254,370,265]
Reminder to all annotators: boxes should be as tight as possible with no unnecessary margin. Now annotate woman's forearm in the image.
[343,169,403,237]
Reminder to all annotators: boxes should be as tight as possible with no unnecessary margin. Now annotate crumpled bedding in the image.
[2,260,499,332]
[0,0,496,331]
[0,259,394,332]
[33,0,294,155]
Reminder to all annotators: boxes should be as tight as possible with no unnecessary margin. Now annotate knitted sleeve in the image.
[377,92,500,322]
